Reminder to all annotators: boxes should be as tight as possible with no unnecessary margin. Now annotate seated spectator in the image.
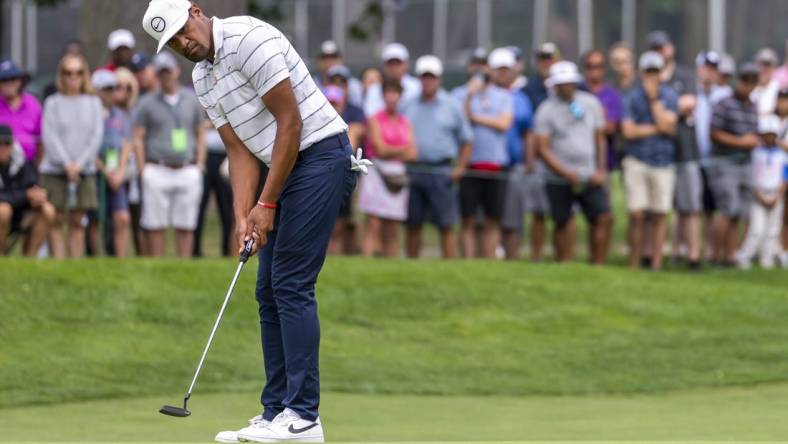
[403,55,473,259]
[0,59,42,164]
[621,51,679,271]
[40,53,103,259]
[709,63,760,266]
[0,125,54,256]
[735,115,787,268]
[359,79,417,258]
[460,51,514,259]
[535,62,612,264]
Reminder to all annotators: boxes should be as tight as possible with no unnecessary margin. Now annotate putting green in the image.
[3,384,788,442]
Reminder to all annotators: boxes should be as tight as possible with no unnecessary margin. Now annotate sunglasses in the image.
[739,75,758,84]
[585,63,605,70]
[62,69,84,77]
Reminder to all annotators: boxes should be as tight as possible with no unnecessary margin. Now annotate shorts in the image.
[406,168,457,229]
[622,156,676,214]
[707,161,751,218]
[459,174,507,220]
[358,159,409,221]
[8,204,30,234]
[525,172,550,215]
[674,161,703,214]
[95,176,130,214]
[501,166,548,230]
[141,164,203,230]
[40,173,98,211]
[546,183,611,228]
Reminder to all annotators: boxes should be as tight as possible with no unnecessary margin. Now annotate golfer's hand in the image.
[244,205,276,253]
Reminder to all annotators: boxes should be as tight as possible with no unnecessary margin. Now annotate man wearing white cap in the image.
[534,61,612,264]
[141,1,366,442]
[314,40,363,107]
[104,29,136,72]
[752,48,780,115]
[363,42,421,116]
[621,51,679,271]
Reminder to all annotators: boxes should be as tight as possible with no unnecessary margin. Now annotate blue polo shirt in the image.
[507,89,533,166]
[469,85,514,166]
[623,82,678,166]
[403,90,473,163]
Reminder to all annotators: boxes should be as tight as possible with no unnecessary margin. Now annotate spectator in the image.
[461,50,514,259]
[777,89,788,250]
[131,53,159,96]
[673,94,703,270]
[709,63,760,266]
[0,125,54,256]
[363,43,421,116]
[104,29,136,71]
[359,79,418,257]
[621,51,679,271]
[314,41,363,107]
[325,84,365,256]
[752,48,780,115]
[735,115,787,269]
[40,53,103,259]
[646,30,694,95]
[524,42,560,110]
[0,59,42,164]
[493,47,536,261]
[42,41,86,102]
[193,121,233,258]
[360,66,382,101]
[717,54,736,93]
[581,49,623,171]
[535,61,612,264]
[609,42,636,92]
[451,47,488,104]
[403,55,473,259]
[92,70,132,258]
[774,40,788,89]
[132,52,206,257]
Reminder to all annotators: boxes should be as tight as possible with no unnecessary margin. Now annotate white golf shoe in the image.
[215,415,270,443]
[237,408,324,443]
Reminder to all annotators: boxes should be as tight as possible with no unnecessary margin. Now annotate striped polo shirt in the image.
[193,16,347,165]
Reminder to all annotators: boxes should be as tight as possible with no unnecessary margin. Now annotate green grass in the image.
[1,258,787,410]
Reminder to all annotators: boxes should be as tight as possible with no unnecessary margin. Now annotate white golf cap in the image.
[488,47,516,70]
[108,29,136,51]
[756,48,779,66]
[758,114,781,135]
[142,0,192,54]
[320,40,340,56]
[414,55,443,76]
[639,51,665,71]
[382,43,409,62]
[91,69,118,90]
[545,61,582,87]
[153,51,179,72]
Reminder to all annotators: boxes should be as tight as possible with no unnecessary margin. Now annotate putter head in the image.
[159,405,191,417]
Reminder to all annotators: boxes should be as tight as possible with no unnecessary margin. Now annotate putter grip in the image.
[240,239,255,263]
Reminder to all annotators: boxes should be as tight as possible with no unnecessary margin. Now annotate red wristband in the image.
[257,201,277,209]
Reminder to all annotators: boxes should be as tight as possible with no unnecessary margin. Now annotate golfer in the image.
[142,1,369,442]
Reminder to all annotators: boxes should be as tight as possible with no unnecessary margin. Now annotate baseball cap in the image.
[757,114,781,135]
[0,59,29,82]
[327,64,352,81]
[639,51,665,71]
[0,125,13,144]
[470,47,488,64]
[320,40,340,57]
[695,50,721,67]
[323,85,345,104]
[488,47,516,70]
[536,42,559,58]
[756,48,779,66]
[718,54,736,75]
[738,62,760,78]
[92,69,118,90]
[131,53,152,72]
[382,43,409,62]
[507,46,523,62]
[545,61,582,87]
[142,0,192,54]
[415,55,443,76]
[646,30,671,49]
[153,51,179,73]
[108,29,136,51]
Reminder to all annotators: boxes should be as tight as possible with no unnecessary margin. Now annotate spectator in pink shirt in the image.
[0,60,42,164]
[773,40,788,89]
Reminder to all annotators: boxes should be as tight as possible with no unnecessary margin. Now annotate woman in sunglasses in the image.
[39,53,103,258]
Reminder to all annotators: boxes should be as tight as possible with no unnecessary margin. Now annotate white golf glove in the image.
[350,148,373,175]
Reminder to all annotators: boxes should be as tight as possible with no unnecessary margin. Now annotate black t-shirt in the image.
[342,104,365,125]
[675,116,700,163]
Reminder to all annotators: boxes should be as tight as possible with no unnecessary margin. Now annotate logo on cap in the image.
[151,17,166,33]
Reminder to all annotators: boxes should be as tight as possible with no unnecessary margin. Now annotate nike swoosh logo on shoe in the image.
[288,423,319,434]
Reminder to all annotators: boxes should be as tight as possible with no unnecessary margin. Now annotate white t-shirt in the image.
[193,16,347,166]
[751,145,787,192]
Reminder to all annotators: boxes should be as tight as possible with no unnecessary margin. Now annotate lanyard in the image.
[160,93,183,128]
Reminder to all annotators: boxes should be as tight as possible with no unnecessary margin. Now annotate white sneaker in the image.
[215,415,270,443]
[238,408,324,443]
[734,251,751,270]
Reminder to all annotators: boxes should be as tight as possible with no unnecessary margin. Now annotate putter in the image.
[159,239,256,418]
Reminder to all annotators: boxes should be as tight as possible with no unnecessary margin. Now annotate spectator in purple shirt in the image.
[0,60,42,164]
[581,50,623,171]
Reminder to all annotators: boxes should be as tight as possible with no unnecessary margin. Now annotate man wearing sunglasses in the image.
[142,1,364,442]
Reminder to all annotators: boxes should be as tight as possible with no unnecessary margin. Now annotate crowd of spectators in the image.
[1,27,787,271]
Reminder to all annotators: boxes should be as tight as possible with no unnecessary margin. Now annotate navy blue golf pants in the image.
[255,133,356,422]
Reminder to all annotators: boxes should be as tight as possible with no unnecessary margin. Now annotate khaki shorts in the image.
[622,156,676,214]
[39,174,98,211]
[141,164,203,230]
